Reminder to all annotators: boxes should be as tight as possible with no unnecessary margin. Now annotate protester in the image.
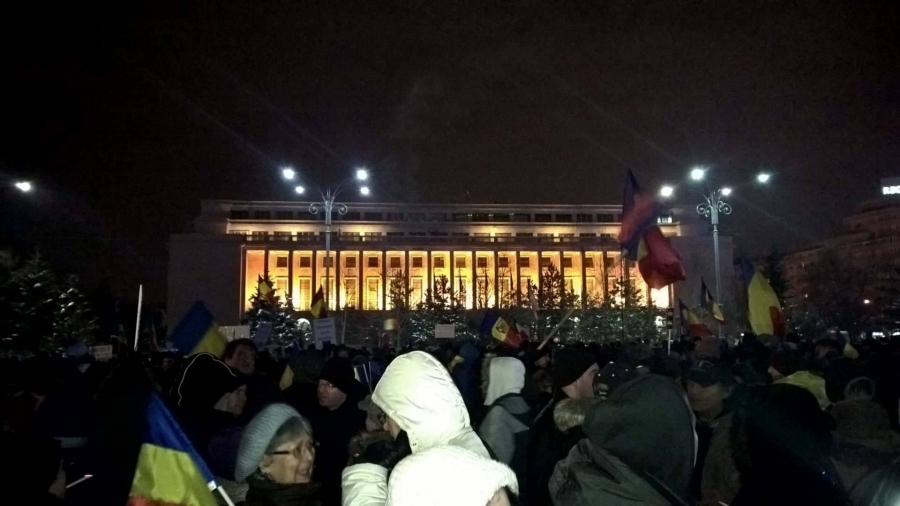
[526,347,598,506]
[550,374,696,505]
[478,357,532,491]
[307,357,366,505]
[686,360,741,506]
[386,445,518,506]
[729,384,847,506]
[831,394,900,505]
[594,361,639,398]
[235,403,320,506]
[224,339,258,376]
[171,351,248,489]
[451,342,483,418]
[342,350,489,506]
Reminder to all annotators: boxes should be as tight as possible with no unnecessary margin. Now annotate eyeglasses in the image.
[268,441,318,458]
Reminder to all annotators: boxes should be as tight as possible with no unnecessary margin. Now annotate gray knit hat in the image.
[235,403,309,482]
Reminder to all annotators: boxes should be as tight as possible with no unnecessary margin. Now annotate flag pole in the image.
[214,484,236,506]
[537,308,576,350]
[133,285,143,352]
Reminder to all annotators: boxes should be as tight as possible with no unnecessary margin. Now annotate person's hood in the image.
[583,374,696,500]
[175,353,244,410]
[373,351,478,453]
[484,357,525,405]
[775,370,831,410]
[386,446,517,506]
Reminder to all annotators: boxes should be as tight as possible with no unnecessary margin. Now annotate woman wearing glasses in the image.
[235,403,320,506]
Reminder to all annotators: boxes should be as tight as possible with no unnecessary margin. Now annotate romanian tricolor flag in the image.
[700,278,725,322]
[128,393,221,506]
[480,311,523,348]
[617,170,686,289]
[680,299,712,337]
[740,259,785,337]
[310,286,327,319]
[258,276,276,301]
[169,301,226,358]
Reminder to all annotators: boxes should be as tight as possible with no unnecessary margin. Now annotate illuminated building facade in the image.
[169,201,691,325]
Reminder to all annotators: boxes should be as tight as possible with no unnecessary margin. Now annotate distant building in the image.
[167,200,731,326]
[784,180,900,302]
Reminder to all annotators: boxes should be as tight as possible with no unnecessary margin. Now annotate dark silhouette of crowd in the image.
[2,331,900,505]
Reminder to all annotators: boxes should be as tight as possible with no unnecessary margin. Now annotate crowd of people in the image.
[2,331,900,506]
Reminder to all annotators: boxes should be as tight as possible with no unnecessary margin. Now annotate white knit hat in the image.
[234,403,308,482]
[386,446,518,506]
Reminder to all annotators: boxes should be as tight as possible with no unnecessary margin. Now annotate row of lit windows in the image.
[235,230,620,238]
[227,209,672,224]
[269,253,612,270]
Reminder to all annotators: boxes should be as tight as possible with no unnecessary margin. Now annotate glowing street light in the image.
[720,187,733,196]
[280,167,373,310]
[659,185,674,198]
[690,167,705,181]
[14,181,32,193]
[863,299,871,305]
[757,172,771,184]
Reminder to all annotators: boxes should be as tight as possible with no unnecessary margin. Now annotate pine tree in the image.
[0,251,98,351]
[53,274,98,346]
[244,275,302,347]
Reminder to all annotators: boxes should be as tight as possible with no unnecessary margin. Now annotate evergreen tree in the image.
[0,251,97,351]
[244,275,302,347]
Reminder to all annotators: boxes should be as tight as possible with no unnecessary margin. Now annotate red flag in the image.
[637,227,686,289]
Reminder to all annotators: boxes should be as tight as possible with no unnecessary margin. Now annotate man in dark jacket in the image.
[549,374,697,506]
[306,357,365,506]
[526,347,598,505]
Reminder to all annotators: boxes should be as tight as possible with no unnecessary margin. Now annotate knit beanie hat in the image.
[175,353,245,409]
[319,357,359,396]
[386,446,518,506]
[234,403,308,482]
[553,348,596,389]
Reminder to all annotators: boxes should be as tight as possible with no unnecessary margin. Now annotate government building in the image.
[168,200,724,326]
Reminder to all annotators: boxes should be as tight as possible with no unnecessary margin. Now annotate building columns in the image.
[358,254,363,310]
[601,250,609,301]
[427,250,432,293]
[471,251,476,309]
[450,251,455,295]
[381,250,387,310]
[580,249,587,307]
[288,250,294,309]
[493,250,499,308]
[264,249,270,280]
[335,251,341,310]
[405,250,410,308]
[515,251,522,307]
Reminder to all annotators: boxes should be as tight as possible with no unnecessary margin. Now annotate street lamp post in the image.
[696,188,732,336]
[283,168,370,311]
[662,168,771,338]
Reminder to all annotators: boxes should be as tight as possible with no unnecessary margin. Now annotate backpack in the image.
[549,439,689,506]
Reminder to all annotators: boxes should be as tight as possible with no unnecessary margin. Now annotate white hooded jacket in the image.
[342,351,489,506]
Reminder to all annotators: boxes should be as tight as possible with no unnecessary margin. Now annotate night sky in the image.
[2,1,898,303]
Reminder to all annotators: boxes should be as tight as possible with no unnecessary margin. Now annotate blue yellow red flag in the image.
[679,299,712,337]
[617,169,662,260]
[480,311,523,348]
[700,278,725,322]
[739,259,785,337]
[128,393,219,506]
[169,301,226,358]
[310,285,327,319]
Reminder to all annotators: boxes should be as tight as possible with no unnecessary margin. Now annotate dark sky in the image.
[2,0,899,303]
